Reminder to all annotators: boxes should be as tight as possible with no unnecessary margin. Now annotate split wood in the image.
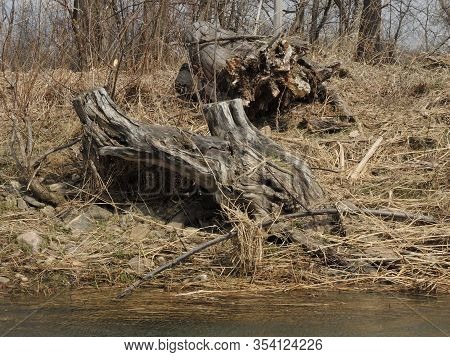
[348,136,384,180]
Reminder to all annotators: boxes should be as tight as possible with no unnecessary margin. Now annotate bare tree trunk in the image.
[152,0,170,62]
[1,0,15,71]
[140,0,152,65]
[316,0,333,38]
[335,0,349,35]
[438,0,450,26]
[289,0,307,36]
[232,0,243,32]
[309,0,333,43]
[254,0,264,34]
[227,0,237,29]
[310,0,320,43]
[198,0,212,21]
[356,0,382,62]
[350,0,362,34]
[274,0,283,35]
[217,0,227,27]
[71,0,112,69]
[70,0,85,71]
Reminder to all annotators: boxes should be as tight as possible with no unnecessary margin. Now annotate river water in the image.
[1,289,449,336]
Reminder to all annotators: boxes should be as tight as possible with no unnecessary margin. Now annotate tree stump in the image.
[73,88,324,218]
[176,21,353,121]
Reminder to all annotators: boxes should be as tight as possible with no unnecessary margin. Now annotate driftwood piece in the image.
[176,21,353,120]
[73,88,323,217]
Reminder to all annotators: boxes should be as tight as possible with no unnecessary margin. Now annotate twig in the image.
[31,135,82,169]
[117,204,436,298]
[27,136,82,190]
[254,0,264,35]
[338,142,345,171]
[348,136,384,180]
[26,135,82,191]
[282,207,436,225]
[117,228,237,298]
[310,167,340,173]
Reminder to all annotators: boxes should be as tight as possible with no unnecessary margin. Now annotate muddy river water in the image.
[1,289,449,336]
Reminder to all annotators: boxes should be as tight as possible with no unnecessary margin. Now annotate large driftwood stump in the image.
[176,21,352,120]
[73,88,323,217]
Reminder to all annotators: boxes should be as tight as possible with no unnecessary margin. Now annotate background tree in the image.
[356,0,382,61]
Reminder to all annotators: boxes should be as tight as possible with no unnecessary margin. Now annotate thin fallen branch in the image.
[117,204,436,298]
[348,136,384,181]
[117,229,238,298]
[28,135,83,187]
[283,207,436,225]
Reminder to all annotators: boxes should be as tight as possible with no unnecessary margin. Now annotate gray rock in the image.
[105,224,123,235]
[119,214,132,228]
[168,211,186,229]
[0,276,10,285]
[9,180,22,191]
[349,130,360,138]
[155,256,166,266]
[127,256,153,274]
[41,206,56,217]
[48,183,67,192]
[44,256,56,265]
[167,221,184,229]
[65,244,79,255]
[67,214,95,233]
[16,197,27,210]
[84,205,113,221]
[129,224,151,241]
[133,203,154,216]
[1,195,14,206]
[260,125,272,137]
[23,195,46,208]
[17,231,43,254]
[15,273,28,282]
[195,273,208,282]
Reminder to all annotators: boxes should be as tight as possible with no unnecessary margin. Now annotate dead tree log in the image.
[176,21,353,120]
[73,88,323,217]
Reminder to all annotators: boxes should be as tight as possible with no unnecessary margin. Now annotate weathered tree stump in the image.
[73,88,324,218]
[176,21,353,121]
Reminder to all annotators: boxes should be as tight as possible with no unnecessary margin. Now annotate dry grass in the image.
[0,50,449,296]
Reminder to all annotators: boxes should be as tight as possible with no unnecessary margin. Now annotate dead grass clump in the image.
[222,205,264,276]
[410,82,429,97]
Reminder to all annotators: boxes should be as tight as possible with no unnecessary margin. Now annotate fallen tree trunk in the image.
[73,88,324,217]
[176,21,353,121]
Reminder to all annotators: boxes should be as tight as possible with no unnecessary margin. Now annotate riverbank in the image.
[0,52,449,296]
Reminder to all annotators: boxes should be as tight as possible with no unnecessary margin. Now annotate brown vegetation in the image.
[1,49,448,296]
[0,1,448,296]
